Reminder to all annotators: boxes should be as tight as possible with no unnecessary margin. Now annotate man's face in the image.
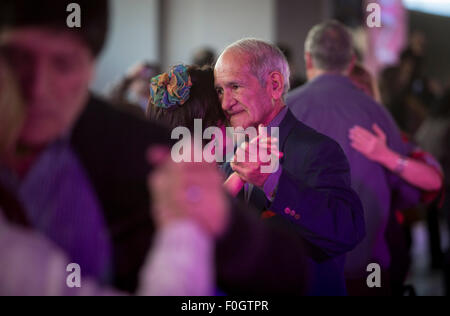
[214,50,273,129]
[0,28,94,147]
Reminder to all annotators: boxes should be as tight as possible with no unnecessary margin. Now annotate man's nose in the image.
[221,90,235,111]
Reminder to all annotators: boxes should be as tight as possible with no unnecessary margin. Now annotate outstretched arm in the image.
[349,124,443,192]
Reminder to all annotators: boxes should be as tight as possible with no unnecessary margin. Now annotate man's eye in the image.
[232,85,240,90]
[216,88,223,95]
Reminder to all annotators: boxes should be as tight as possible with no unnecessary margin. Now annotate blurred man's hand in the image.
[147,145,230,238]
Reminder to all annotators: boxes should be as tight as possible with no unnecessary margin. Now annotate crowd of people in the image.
[0,0,448,296]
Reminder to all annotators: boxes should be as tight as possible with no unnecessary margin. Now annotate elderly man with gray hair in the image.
[216,38,365,296]
[288,20,422,295]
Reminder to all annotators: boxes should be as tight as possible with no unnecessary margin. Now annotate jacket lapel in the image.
[278,110,298,154]
[247,110,298,211]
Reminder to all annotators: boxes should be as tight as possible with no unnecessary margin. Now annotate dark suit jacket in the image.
[65,95,310,295]
[223,110,366,295]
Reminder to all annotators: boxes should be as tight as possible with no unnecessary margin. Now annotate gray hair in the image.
[221,38,291,97]
[305,20,354,72]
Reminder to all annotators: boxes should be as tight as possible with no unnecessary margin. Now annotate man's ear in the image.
[267,71,284,100]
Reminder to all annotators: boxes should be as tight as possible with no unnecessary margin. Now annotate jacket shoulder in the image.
[288,118,341,150]
[283,118,350,173]
[71,95,173,178]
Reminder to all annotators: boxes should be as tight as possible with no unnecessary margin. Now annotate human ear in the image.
[267,71,284,100]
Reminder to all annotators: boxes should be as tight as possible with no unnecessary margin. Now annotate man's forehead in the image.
[216,50,249,70]
[215,52,252,81]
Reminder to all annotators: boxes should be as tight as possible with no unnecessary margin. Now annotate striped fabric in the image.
[0,137,112,284]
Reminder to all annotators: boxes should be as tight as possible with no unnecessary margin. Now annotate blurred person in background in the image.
[349,64,443,193]
[379,31,441,137]
[416,88,450,292]
[191,47,216,67]
[348,63,444,295]
[380,31,448,272]
[107,61,160,117]
[0,0,312,296]
[413,82,449,273]
[288,20,422,296]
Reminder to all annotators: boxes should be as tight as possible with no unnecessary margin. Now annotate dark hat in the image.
[0,0,109,57]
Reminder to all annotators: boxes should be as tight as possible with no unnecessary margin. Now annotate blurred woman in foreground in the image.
[0,55,217,296]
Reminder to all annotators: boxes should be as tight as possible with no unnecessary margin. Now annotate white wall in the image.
[162,0,275,68]
[91,0,159,94]
[91,0,276,92]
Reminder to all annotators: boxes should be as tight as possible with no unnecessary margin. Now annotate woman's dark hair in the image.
[147,65,226,133]
[0,0,109,58]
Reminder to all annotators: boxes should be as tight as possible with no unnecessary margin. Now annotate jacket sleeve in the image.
[270,137,366,260]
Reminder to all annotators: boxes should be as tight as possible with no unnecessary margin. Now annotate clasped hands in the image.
[230,124,283,189]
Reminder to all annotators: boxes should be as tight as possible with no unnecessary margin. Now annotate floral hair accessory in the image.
[150,64,192,109]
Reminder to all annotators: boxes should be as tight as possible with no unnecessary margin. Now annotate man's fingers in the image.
[246,137,279,155]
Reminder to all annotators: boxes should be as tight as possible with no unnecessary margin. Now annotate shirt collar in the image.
[267,106,289,128]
